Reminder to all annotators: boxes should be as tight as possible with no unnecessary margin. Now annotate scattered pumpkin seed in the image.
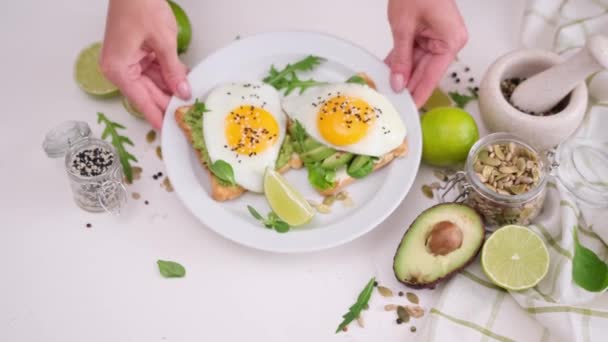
[384,304,397,311]
[405,305,425,318]
[146,130,157,143]
[397,306,410,323]
[421,185,434,199]
[156,146,163,160]
[433,170,448,182]
[405,292,419,304]
[410,326,417,333]
[162,177,174,192]
[377,286,393,297]
[131,192,141,200]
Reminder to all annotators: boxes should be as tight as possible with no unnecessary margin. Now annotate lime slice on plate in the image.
[122,96,144,119]
[482,225,550,291]
[74,42,119,98]
[263,168,315,226]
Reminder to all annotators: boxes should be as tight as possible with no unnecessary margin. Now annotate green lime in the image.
[122,96,144,119]
[481,225,550,291]
[264,168,315,226]
[168,0,192,54]
[421,107,479,167]
[74,42,119,98]
[421,89,451,112]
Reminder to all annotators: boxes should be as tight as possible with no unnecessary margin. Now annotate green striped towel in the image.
[421,1,608,341]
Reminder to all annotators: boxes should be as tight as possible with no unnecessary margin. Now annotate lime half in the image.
[74,42,119,98]
[421,89,451,112]
[482,225,550,291]
[122,96,144,119]
[168,0,192,54]
[263,168,315,226]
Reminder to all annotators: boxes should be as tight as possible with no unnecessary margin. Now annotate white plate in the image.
[162,31,422,253]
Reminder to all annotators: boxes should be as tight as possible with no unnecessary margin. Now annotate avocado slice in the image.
[346,155,374,179]
[393,203,485,289]
[303,137,323,152]
[321,152,354,170]
[300,145,336,163]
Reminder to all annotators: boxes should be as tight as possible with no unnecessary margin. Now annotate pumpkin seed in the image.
[421,185,434,199]
[479,151,501,166]
[406,292,419,304]
[323,195,336,206]
[473,161,484,173]
[519,176,533,184]
[156,146,163,160]
[146,130,157,143]
[482,165,493,179]
[405,305,425,318]
[433,170,448,182]
[131,192,141,200]
[397,306,410,323]
[377,286,393,297]
[499,166,518,174]
[510,184,527,194]
[494,146,505,160]
[410,326,417,333]
[516,158,526,172]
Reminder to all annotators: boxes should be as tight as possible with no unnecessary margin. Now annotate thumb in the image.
[389,29,415,93]
[149,36,191,100]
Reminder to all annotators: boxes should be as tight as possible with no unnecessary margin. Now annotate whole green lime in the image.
[168,0,192,54]
[421,107,479,167]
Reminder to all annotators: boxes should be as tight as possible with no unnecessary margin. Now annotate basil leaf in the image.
[307,163,336,190]
[209,160,236,186]
[247,205,264,221]
[273,220,290,233]
[157,260,186,278]
[572,230,608,292]
[448,87,478,109]
[346,75,367,85]
[347,158,374,179]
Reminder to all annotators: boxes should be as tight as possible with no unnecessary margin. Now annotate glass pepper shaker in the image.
[440,132,608,229]
[42,121,127,214]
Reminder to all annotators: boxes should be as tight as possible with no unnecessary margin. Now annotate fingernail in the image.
[177,81,191,100]
[390,73,405,92]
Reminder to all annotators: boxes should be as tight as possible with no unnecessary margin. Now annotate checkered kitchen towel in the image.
[420,1,608,341]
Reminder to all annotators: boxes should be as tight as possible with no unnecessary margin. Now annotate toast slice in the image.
[175,106,302,202]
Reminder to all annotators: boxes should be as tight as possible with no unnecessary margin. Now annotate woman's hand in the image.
[386,0,468,107]
[100,0,191,130]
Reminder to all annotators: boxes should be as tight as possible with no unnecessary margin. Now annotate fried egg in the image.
[281,83,406,156]
[203,82,286,192]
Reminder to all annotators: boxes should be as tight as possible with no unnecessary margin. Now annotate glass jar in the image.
[43,121,127,214]
[441,132,608,229]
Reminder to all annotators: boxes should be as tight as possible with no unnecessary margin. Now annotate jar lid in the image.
[555,138,608,207]
[42,121,92,158]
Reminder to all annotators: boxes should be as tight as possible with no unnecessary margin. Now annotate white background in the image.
[0,0,526,341]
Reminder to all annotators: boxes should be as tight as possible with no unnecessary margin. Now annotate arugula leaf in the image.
[157,260,186,278]
[346,75,367,85]
[572,229,608,292]
[191,98,210,116]
[246,205,291,233]
[97,113,138,182]
[448,87,479,109]
[336,277,376,333]
[263,56,327,95]
[209,160,236,186]
[307,163,336,190]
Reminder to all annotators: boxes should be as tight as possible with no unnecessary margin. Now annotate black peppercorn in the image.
[85,223,92,228]
[144,200,149,205]
[396,318,403,324]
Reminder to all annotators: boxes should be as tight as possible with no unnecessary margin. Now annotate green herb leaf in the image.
[291,120,308,153]
[263,56,327,95]
[247,205,264,221]
[347,158,375,179]
[157,260,186,278]
[307,163,336,190]
[448,87,479,109]
[191,99,210,116]
[346,75,367,85]
[273,220,290,233]
[209,160,236,186]
[335,277,376,333]
[572,230,608,292]
[97,113,138,182]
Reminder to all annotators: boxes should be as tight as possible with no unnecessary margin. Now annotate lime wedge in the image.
[481,225,550,291]
[263,168,315,226]
[74,42,119,98]
[122,96,144,119]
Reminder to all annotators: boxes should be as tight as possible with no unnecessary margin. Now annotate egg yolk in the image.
[225,105,279,156]
[317,95,375,146]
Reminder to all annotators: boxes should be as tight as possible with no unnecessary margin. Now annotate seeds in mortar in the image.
[501,77,569,116]
[406,292,419,304]
[473,142,541,195]
[377,286,393,297]
[70,147,114,177]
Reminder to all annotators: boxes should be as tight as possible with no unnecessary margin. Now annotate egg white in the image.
[281,83,406,156]
[203,82,286,192]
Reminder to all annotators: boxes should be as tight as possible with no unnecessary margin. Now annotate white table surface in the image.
[0,0,526,341]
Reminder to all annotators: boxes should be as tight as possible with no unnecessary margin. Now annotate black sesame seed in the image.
[474,87,479,92]
[398,291,404,296]
[144,200,149,205]
[373,281,378,287]
[396,319,403,324]
[85,223,92,228]
[469,77,474,83]
[157,172,163,177]
[455,78,461,83]
[451,72,457,78]
[464,67,470,72]
[153,175,158,180]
